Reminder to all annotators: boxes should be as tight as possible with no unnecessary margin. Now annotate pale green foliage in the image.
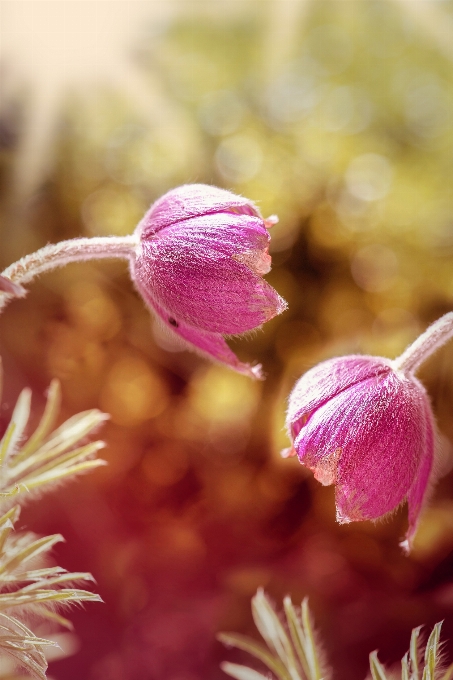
[0,506,103,679]
[0,362,107,678]
[0,366,107,500]
[220,590,453,680]
[218,588,330,680]
[368,621,453,680]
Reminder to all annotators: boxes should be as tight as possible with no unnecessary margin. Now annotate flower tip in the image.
[335,507,353,525]
[276,295,288,315]
[250,364,264,380]
[400,522,418,554]
[231,361,265,380]
[264,214,279,229]
[399,538,411,554]
[280,446,297,459]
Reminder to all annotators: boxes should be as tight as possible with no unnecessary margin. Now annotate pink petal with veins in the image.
[286,355,436,550]
[130,184,287,376]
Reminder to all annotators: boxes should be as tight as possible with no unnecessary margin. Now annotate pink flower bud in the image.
[131,184,287,378]
[285,355,436,551]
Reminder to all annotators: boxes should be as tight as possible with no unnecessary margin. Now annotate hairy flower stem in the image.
[0,235,138,313]
[393,312,453,375]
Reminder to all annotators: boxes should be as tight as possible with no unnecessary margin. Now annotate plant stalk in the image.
[0,235,138,313]
[393,312,453,374]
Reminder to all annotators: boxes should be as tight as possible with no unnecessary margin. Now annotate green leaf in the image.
[301,598,322,680]
[0,390,31,470]
[283,596,311,680]
[36,409,108,455]
[369,651,388,680]
[220,661,271,680]
[0,534,63,575]
[11,409,108,474]
[218,632,292,680]
[410,626,423,680]
[0,507,20,553]
[401,652,410,680]
[8,458,107,493]
[0,587,103,610]
[422,621,442,680]
[14,440,105,482]
[252,589,300,679]
[14,380,61,462]
[19,571,96,592]
[0,614,51,680]
[4,566,69,583]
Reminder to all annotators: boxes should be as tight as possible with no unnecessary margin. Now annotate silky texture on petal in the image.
[137,184,260,237]
[403,394,435,551]
[143,298,264,378]
[130,184,287,376]
[285,355,436,550]
[287,355,391,438]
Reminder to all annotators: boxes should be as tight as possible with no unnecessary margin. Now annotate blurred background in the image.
[0,1,453,678]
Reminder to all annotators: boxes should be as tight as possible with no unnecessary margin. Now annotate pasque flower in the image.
[284,313,453,550]
[130,184,287,377]
[0,184,286,378]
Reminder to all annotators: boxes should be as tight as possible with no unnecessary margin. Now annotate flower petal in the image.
[140,297,263,378]
[287,355,391,439]
[132,214,286,334]
[136,184,261,237]
[402,384,436,551]
[152,211,270,252]
[294,371,426,521]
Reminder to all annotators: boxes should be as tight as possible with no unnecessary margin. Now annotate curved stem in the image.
[0,235,138,313]
[393,312,453,374]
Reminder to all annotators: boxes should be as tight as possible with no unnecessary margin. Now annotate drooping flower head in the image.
[0,184,286,377]
[131,184,287,378]
[285,354,437,551]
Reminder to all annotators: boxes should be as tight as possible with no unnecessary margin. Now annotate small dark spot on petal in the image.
[168,317,179,327]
